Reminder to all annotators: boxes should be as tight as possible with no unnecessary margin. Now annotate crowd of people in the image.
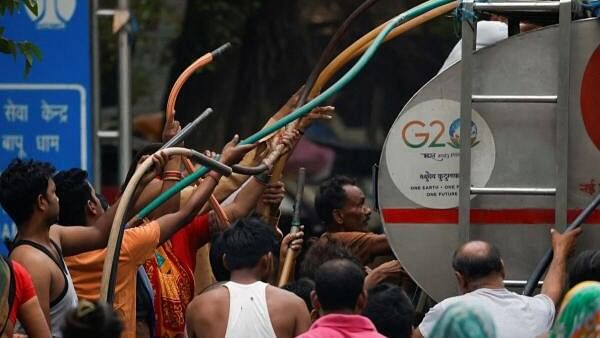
[0,95,597,338]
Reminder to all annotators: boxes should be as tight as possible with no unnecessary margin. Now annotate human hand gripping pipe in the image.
[523,192,600,296]
[261,0,381,222]
[278,168,306,287]
[161,108,215,149]
[134,0,455,233]
[99,147,232,304]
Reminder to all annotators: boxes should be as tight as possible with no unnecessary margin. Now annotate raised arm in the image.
[541,227,581,305]
[145,118,183,219]
[155,135,255,244]
[54,153,170,256]
[214,130,300,230]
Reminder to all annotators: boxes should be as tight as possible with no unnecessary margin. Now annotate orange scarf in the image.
[144,241,194,338]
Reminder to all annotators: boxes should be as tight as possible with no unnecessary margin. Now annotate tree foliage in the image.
[0,0,42,76]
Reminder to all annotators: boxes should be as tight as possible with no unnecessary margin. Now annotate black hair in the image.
[282,277,315,311]
[363,283,414,338]
[62,300,123,338]
[299,238,360,280]
[54,168,93,226]
[314,175,356,225]
[0,158,55,226]
[121,143,162,192]
[96,193,109,211]
[210,232,230,281]
[568,250,600,288]
[314,258,365,312]
[452,241,503,282]
[222,217,278,271]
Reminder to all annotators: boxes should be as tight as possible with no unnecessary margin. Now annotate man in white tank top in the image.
[186,217,311,338]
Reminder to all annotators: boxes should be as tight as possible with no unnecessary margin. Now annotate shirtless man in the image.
[186,217,311,338]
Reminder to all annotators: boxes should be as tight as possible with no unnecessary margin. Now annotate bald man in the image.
[415,228,581,338]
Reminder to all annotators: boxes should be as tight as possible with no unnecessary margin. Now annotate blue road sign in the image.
[0,0,92,255]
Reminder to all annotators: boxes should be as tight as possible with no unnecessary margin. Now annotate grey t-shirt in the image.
[419,288,555,338]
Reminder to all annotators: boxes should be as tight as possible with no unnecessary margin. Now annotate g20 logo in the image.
[401,118,480,149]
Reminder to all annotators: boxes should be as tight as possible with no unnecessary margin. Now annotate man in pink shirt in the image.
[297,258,386,338]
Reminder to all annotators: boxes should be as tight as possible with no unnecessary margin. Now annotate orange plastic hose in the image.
[165,47,230,224]
[166,53,213,121]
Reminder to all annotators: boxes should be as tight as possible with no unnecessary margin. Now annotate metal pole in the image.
[117,0,131,184]
[92,0,101,190]
[555,0,571,229]
[459,0,475,241]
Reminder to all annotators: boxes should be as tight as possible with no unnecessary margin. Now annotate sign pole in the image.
[117,0,132,183]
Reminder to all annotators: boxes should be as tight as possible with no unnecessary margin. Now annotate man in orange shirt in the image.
[55,135,254,338]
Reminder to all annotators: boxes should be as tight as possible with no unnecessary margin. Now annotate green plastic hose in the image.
[136,0,453,219]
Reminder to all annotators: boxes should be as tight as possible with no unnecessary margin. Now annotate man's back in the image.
[419,288,555,338]
[186,282,310,338]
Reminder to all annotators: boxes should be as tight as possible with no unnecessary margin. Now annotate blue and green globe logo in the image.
[448,118,480,148]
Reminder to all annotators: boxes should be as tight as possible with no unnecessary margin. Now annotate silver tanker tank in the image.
[378,18,600,302]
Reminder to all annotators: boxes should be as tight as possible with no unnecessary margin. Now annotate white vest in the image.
[224,281,277,338]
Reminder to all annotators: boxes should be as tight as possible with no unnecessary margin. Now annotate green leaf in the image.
[23,0,37,16]
[26,41,41,60]
[23,59,31,76]
[0,26,5,36]
[0,37,11,53]
[17,42,32,65]
[0,38,17,58]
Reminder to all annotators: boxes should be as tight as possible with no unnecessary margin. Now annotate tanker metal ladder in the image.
[458,0,572,288]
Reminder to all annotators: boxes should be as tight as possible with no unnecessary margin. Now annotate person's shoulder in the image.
[195,284,228,303]
[188,286,228,315]
[266,285,307,308]
[9,245,49,268]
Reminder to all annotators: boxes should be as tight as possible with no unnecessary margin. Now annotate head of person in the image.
[568,250,600,289]
[311,258,366,316]
[54,168,104,227]
[362,283,414,338]
[299,238,360,280]
[62,300,123,338]
[452,241,504,294]
[429,303,496,338]
[210,232,230,282]
[314,175,371,232]
[0,159,58,229]
[282,277,316,312]
[222,217,279,280]
[550,281,600,338]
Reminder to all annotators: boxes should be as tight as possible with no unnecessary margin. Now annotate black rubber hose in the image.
[523,191,600,296]
[231,163,269,175]
[161,108,214,149]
